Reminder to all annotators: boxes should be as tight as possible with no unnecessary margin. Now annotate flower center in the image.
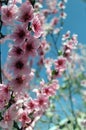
[15,60,24,69]
[15,76,24,84]
[26,43,34,52]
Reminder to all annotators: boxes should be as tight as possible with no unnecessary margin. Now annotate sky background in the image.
[1,0,86,65]
[62,0,86,43]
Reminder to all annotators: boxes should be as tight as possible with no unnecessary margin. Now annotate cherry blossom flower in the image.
[58,1,65,9]
[32,15,43,38]
[10,24,28,43]
[0,108,14,130]
[17,2,34,23]
[36,94,49,111]
[42,80,59,97]
[1,4,18,25]
[54,57,66,71]
[8,45,24,58]
[24,35,40,57]
[7,57,30,75]
[60,12,67,19]
[9,74,30,93]
[18,111,31,126]
[0,84,10,110]
[26,99,38,112]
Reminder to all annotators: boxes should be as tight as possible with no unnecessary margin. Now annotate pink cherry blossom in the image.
[26,99,38,112]
[0,108,14,129]
[54,57,66,71]
[18,111,31,126]
[0,84,10,110]
[23,35,40,57]
[7,57,30,75]
[10,24,28,44]
[17,1,34,23]
[1,4,18,25]
[9,74,30,93]
[42,80,59,97]
[32,15,43,38]
[60,12,67,19]
[58,1,65,9]
[36,94,49,111]
[8,45,24,58]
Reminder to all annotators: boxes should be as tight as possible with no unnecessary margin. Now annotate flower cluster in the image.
[34,0,67,36]
[0,0,79,130]
[0,1,59,130]
[44,31,78,80]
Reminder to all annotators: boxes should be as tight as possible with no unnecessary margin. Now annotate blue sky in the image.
[1,0,86,65]
[62,0,86,43]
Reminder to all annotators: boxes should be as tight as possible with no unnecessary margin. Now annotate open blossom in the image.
[17,1,34,23]
[42,80,59,97]
[36,94,49,111]
[60,12,67,19]
[9,74,30,93]
[7,57,30,75]
[54,57,66,71]
[23,35,40,57]
[32,15,43,38]
[58,1,65,9]
[8,44,24,58]
[18,111,31,126]
[10,24,28,43]
[1,4,18,25]
[0,108,14,129]
[0,84,10,110]
[26,99,38,112]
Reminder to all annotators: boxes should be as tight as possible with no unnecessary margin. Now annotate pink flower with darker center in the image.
[0,84,10,110]
[42,82,59,97]
[10,24,28,43]
[19,111,31,125]
[7,57,30,75]
[1,4,18,24]
[26,99,38,112]
[24,35,40,57]
[32,15,43,38]
[9,74,30,93]
[55,57,66,71]
[0,108,14,129]
[8,45,24,58]
[17,2,34,23]
[36,94,49,111]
